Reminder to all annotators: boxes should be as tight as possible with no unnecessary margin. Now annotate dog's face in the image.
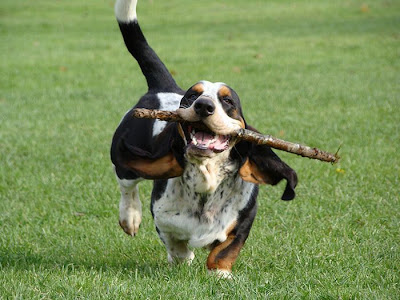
[177,81,246,159]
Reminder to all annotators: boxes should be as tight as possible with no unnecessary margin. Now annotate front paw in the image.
[167,251,195,265]
[208,269,234,280]
[119,208,142,236]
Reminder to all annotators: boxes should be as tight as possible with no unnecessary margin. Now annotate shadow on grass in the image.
[0,246,172,278]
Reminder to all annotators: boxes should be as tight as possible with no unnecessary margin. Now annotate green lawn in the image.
[1,0,399,298]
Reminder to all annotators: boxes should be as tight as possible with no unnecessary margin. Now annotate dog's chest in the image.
[152,159,255,248]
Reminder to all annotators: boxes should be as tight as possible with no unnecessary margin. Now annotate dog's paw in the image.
[119,207,142,237]
[208,269,234,280]
[167,251,195,265]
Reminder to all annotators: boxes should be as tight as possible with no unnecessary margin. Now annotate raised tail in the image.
[115,0,181,93]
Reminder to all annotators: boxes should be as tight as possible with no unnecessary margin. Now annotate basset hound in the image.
[111,0,297,278]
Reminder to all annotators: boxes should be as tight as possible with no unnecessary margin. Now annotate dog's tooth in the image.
[191,130,197,142]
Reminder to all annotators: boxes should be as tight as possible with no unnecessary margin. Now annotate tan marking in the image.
[125,153,183,179]
[239,117,245,129]
[206,234,244,272]
[218,86,245,129]
[228,112,245,129]
[239,158,273,185]
[191,83,204,94]
[225,221,237,236]
[218,85,232,98]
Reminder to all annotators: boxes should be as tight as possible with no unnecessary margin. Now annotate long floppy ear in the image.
[116,124,185,179]
[237,127,298,200]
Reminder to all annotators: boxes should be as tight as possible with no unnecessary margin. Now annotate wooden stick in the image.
[234,128,339,163]
[132,108,340,163]
[132,108,184,122]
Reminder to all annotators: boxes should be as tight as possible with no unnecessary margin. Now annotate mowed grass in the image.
[1,0,399,298]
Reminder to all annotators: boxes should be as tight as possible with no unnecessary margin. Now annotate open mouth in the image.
[183,124,231,157]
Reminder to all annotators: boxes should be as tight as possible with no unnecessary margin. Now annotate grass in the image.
[1,0,399,298]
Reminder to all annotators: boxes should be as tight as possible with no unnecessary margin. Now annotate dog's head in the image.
[176,81,245,160]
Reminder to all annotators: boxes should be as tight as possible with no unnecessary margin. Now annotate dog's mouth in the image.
[182,124,231,157]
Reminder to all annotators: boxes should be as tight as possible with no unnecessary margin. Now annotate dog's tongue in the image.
[194,131,213,148]
[194,131,228,151]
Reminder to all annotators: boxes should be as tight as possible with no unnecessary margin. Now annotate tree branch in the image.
[131,108,340,163]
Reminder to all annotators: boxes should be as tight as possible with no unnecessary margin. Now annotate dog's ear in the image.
[116,124,184,179]
[237,126,298,200]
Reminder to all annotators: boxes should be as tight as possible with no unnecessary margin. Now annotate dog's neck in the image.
[181,151,238,194]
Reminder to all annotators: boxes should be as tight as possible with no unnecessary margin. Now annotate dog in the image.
[111,0,297,277]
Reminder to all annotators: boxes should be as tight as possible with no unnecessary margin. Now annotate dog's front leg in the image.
[206,200,257,279]
[158,232,195,265]
[206,234,244,278]
[117,178,142,236]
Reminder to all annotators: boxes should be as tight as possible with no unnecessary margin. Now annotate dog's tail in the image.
[115,0,180,93]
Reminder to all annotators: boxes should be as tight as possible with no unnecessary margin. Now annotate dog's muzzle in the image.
[177,97,241,157]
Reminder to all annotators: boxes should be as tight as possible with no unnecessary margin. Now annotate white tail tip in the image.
[115,0,138,23]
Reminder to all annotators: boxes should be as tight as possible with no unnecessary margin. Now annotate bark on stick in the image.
[131,108,340,163]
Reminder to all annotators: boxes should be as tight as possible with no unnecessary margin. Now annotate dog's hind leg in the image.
[118,178,143,236]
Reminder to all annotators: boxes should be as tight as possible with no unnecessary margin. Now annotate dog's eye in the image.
[187,94,198,101]
[222,96,233,106]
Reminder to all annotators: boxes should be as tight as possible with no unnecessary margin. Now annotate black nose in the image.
[194,98,215,118]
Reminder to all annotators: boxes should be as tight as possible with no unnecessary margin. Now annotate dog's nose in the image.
[194,98,215,118]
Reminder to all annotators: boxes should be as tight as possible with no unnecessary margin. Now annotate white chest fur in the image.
[152,156,255,248]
